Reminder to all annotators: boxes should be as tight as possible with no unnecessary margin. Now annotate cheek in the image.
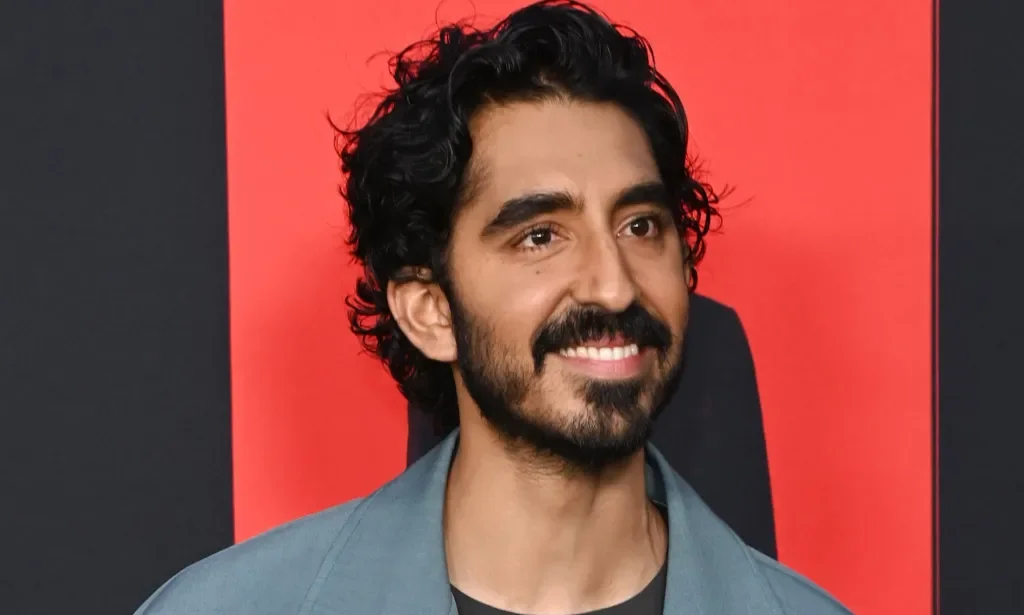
[463,256,569,345]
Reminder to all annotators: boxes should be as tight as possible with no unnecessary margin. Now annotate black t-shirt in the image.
[450,505,669,615]
[451,558,667,615]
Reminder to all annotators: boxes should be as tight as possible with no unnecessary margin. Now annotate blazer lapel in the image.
[305,434,460,615]
[649,445,784,614]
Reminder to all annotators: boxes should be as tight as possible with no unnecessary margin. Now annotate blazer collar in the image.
[310,430,782,614]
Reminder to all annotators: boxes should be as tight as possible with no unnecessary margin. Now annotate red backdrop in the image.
[223,1,933,613]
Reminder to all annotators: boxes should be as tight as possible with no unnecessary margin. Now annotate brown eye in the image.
[624,216,659,238]
[521,227,554,248]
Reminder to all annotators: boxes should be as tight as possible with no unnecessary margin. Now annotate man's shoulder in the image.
[747,548,853,614]
[134,498,367,615]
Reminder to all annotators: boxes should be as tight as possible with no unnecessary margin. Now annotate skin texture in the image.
[387,98,690,614]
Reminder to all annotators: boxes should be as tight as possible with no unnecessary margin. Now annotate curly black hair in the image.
[336,0,719,432]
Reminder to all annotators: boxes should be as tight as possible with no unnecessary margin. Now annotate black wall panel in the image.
[0,2,234,613]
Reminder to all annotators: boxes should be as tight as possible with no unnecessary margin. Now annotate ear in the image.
[387,270,457,363]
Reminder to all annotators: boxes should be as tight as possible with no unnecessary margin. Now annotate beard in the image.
[448,291,684,476]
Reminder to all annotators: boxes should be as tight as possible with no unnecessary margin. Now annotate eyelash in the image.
[511,224,553,251]
[513,214,666,252]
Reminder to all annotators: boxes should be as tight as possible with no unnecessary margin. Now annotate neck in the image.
[444,422,667,614]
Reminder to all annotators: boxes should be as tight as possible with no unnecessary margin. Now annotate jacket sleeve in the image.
[750,550,855,614]
[133,500,362,614]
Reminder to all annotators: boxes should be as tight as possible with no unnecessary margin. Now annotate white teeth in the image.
[558,344,641,361]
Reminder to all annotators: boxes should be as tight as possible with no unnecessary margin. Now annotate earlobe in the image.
[387,276,457,363]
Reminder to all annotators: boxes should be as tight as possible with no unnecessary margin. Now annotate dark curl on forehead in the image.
[334,0,721,431]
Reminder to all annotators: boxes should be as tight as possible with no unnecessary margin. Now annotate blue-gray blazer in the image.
[135,431,852,614]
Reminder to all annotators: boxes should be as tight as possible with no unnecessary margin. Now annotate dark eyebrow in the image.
[481,191,578,238]
[614,181,671,211]
[480,180,670,239]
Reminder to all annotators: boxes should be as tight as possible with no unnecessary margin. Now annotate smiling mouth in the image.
[557,343,641,361]
[553,338,650,379]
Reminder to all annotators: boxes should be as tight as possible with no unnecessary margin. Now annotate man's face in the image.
[445,99,689,473]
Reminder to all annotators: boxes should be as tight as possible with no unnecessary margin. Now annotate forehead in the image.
[463,99,660,212]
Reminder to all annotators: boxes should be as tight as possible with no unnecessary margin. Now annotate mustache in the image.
[531,303,673,372]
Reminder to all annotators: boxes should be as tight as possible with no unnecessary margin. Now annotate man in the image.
[136,1,852,613]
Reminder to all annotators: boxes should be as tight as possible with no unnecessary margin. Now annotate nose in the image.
[571,233,637,313]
